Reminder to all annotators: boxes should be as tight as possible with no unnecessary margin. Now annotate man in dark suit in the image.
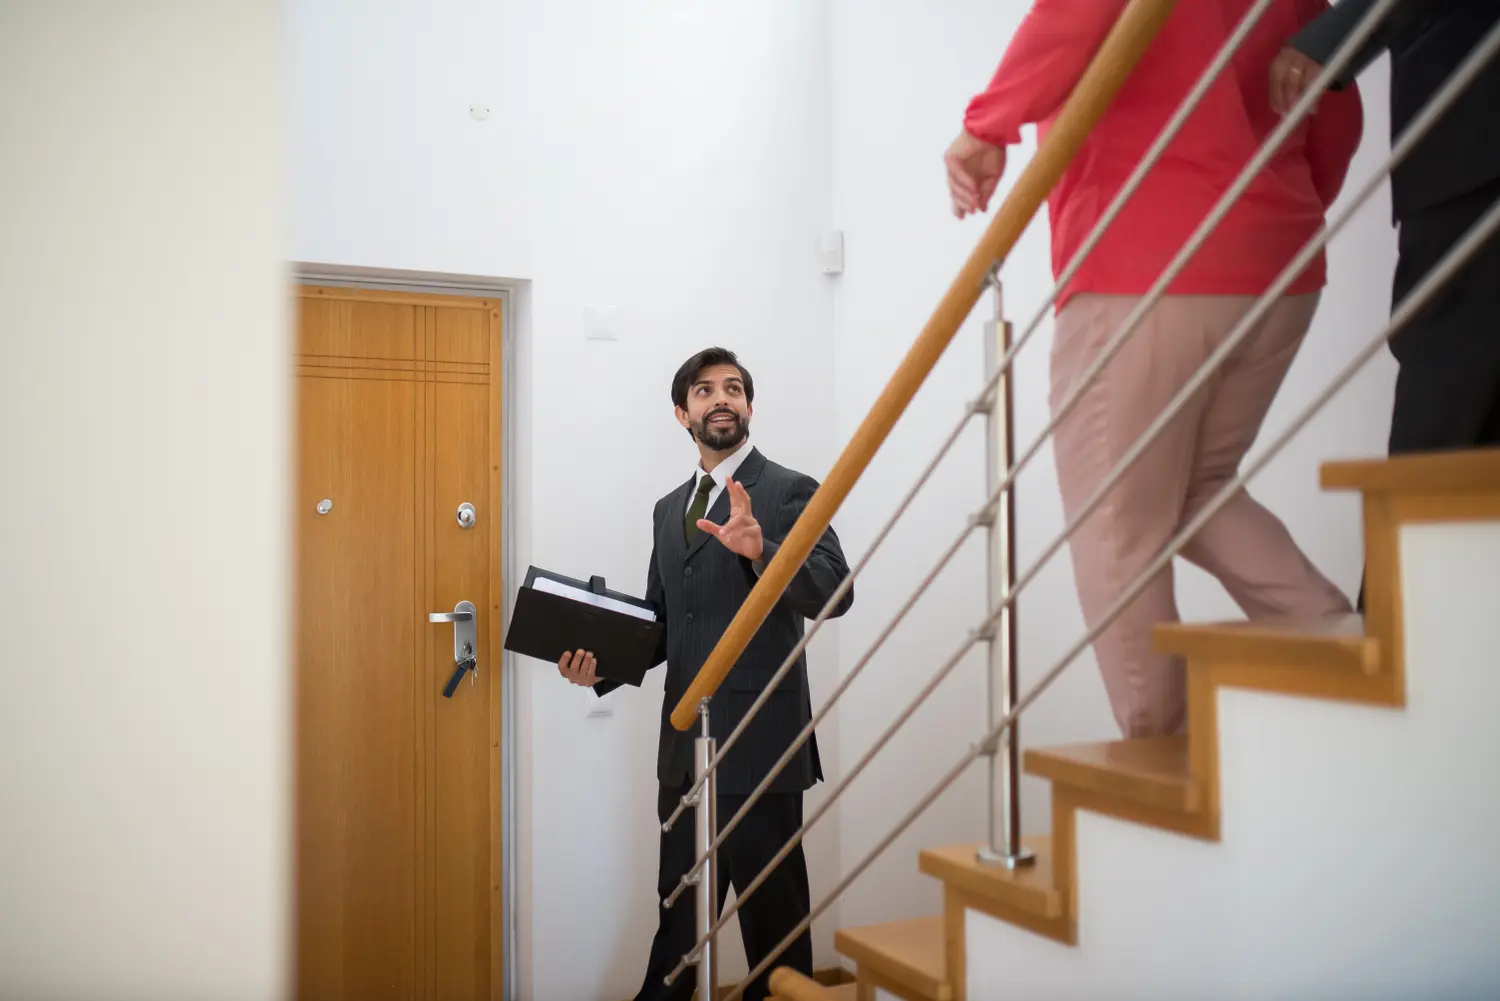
[1271,0,1500,454]
[557,346,854,1001]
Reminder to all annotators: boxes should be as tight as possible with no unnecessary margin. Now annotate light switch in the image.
[586,689,613,718]
[584,303,619,341]
[819,230,845,275]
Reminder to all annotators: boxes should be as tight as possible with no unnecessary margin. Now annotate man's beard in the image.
[693,408,749,451]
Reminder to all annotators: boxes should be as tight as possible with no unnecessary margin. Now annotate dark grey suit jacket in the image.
[1291,0,1500,220]
[594,447,853,795]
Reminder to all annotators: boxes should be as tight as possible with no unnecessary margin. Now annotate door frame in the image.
[293,263,521,1001]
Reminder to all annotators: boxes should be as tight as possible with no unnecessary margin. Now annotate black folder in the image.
[503,565,664,687]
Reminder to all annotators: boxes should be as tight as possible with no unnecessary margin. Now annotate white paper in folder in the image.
[531,575,658,622]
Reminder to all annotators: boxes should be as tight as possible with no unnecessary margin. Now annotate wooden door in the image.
[293,285,503,1000]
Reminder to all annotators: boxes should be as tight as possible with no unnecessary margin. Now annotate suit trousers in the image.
[632,782,813,1001]
[1389,178,1500,455]
[1050,293,1352,737]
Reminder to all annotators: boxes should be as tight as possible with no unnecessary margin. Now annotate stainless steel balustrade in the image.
[725,190,1500,1000]
[657,0,1499,993]
[659,0,1284,846]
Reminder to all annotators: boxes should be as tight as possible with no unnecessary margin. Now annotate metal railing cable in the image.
[659,0,1280,838]
[712,21,1500,1001]
[724,189,1500,1001]
[658,0,1382,907]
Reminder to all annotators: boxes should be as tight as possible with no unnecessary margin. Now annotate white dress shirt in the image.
[691,435,754,515]
[691,436,763,573]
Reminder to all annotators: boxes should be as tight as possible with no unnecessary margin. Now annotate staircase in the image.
[770,448,1500,1000]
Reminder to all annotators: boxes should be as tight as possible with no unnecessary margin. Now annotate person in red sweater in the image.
[946,0,1364,738]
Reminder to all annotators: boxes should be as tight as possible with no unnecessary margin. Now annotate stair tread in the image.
[1322,447,1500,493]
[835,915,948,1000]
[1025,735,1193,812]
[918,837,1061,921]
[1153,613,1376,673]
[768,979,857,1001]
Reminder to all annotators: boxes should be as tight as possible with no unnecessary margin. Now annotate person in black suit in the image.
[1271,0,1500,454]
[557,346,854,1001]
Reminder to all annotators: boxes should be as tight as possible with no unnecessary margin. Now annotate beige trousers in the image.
[1050,294,1351,738]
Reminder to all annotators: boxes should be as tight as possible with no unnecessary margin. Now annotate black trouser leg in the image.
[633,783,732,1001]
[719,791,814,1001]
[1356,183,1500,614]
[1387,182,1500,457]
[633,784,813,1001]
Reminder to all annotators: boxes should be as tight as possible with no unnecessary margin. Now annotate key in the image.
[442,657,476,699]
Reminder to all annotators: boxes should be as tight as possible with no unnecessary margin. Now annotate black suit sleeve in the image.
[592,515,670,699]
[748,475,854,621]
[643,537,670,668]
[1290,0,1397,88]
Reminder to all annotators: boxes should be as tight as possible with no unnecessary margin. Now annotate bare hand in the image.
[945,130,1006,219]
[558,648,599,686]
[1269,47,1322,116]
[697,479,763,561]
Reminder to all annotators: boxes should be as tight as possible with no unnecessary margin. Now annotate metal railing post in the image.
[977,273,1034,870]
[694,699,719,998]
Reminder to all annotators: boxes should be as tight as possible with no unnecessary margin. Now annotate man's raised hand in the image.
[696,479,763,561]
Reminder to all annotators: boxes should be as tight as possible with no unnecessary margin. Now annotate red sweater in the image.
[964,0,1363,309]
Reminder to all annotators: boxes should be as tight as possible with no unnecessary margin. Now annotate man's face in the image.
[676,363,752,452]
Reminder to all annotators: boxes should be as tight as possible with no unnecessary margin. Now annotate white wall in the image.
[828,0,1398,935]
[286,2,840,998]
[289,0,1405,993]
[0,4,289,999]
[966,519,1500,999]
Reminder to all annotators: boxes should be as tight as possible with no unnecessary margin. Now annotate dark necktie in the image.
[684,475,715,544]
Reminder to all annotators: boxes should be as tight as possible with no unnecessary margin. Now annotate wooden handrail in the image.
[670,0,1180,731]
[766,967,840,1001]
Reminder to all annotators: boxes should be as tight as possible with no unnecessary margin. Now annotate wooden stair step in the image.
[918,836,1060,919]
[1322,447,1500,493]
[767,969,857,1001]
[1154,613,1376,675]
[919,836,1071,945]
[834,915,951,1001]
[913,454,1493,968]
[1025,735,1195,813]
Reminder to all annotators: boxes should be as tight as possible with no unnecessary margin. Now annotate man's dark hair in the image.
[670,347,754,411]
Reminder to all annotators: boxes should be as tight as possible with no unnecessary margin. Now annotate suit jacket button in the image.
[684,566,693,577]
[685,613,695,624]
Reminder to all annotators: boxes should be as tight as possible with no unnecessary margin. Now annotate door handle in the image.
[429,600,478,698]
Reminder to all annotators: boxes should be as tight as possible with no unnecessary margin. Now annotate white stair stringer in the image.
[961,521,1500,1000]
